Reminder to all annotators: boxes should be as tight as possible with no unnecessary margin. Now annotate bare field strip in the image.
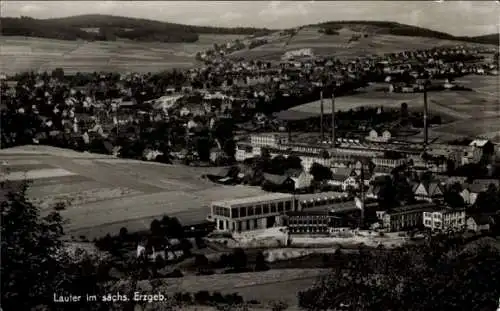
[31,187,143,210]
[0,159,43,166]
[58,186,266,232]
[0,163,55,173]
[67,208,208,239]
[434,117,500,137]
[27,180,109,198]
[28,174,93,187]
[1,168,77,181]
[1,34,246,74]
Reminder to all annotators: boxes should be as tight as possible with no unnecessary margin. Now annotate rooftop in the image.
[387,202,437,214]
[212,192,294,207]
[297,191,349,203]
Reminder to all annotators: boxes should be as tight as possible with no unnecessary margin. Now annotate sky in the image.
[2,1,499,36]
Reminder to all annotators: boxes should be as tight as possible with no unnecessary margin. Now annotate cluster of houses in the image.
[208,187,497,236]
[226,133,496,192]
[207,131,499,237]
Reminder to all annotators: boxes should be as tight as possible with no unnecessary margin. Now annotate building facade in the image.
[286,211,343,235]
[210,193,296,232]
[423,207,466,232]
[250,134,288,148]
[381,203,436,232]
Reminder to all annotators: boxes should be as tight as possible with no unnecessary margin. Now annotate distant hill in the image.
[313,21,499,45]
[1,16,497,46]
[459,33,499,46]
[0,15,272,43]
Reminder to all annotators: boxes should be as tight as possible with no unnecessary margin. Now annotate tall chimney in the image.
[423,85,428,146]
[331,91,336,148]
[320,90,324,141]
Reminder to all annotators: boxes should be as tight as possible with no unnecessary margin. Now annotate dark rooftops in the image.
[387,202,437,214]
[274,110,319,121]
[467,179,500,193]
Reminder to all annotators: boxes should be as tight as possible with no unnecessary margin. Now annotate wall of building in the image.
[423,209,465,231]
[211,196,295,232]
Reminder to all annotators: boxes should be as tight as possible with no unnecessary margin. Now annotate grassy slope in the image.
[230,25,494,62]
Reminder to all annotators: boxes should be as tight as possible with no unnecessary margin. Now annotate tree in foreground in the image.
[298,235,500,311]
[1,180,67,310]
[1,180,116,310]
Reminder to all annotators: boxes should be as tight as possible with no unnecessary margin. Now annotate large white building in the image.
[250,134,288,148]
[210,193,296,232]
[423,207,466,232]
[282,48,314,60]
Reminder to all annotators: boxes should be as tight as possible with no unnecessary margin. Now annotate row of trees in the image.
[298,234,500,311]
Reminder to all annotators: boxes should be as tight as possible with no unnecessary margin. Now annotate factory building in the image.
[210,193,296,232]
[286,210,343,235]
[296,191,350,210]
[209,191,357,233]
[423,207,466,232]
[380,203,436,232]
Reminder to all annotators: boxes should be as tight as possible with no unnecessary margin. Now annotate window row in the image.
[231,200,292,218]
[213,205,230,217]
[290,226,329,233]
[289,218,329,225]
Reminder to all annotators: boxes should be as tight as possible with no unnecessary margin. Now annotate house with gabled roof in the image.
[287,169,313,191]
[413,180,444,202]
[466,215,496,233]
[461,179,500,205]
[262,173,295,192]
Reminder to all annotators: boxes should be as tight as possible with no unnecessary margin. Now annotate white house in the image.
[235,143,255,162]
[461,179,500,205]
[300,155,331,175]
[423,207,466,232]
[413,181,444,202]
[366,129,392,143]
[290,170,314,190]
[466,215,495,233]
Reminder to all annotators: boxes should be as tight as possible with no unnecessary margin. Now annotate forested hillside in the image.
[314,21,499,45]
[0,15,271,43]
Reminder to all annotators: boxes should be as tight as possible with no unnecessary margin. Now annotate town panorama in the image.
[1,1,500,311]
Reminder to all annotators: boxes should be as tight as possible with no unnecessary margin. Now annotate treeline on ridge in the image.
[0,15,271,43]
[314,20,499,45]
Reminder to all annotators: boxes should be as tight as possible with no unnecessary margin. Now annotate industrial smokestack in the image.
[331,91,336,148]
[320,90,324,141]
[423,84,429,146]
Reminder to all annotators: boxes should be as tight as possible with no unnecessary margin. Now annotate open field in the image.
[0,34,245,74]
[432,117,500,142]
[288,90,473,120]
[287,74,499,140]
[131,268,326,306]
[229,27,493,61]
[0,145,267,239]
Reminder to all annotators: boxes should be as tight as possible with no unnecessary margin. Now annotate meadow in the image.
[229,27,492,61]
[0,146,266,239]
[134,268,327,307]
[288,74,499,141]
[0,34,245,74]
